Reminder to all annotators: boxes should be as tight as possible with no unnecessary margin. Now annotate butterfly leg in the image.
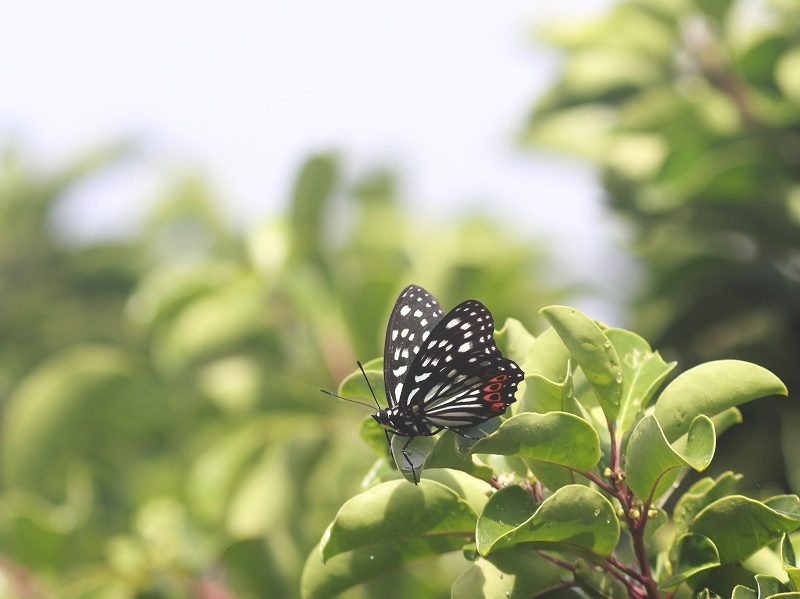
[400,436,418,485]
[449,428,482,441]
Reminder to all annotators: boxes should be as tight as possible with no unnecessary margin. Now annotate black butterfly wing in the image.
[397,299,523,427]
[383,285,446,408]
[419,353,522,429]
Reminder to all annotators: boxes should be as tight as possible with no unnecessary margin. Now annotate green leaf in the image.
[697,0,734,21]
[689,495,800,564]
[525,459,579,493]
[302,536,461,599]
[471,411,600,472]
[495,318,536,367]
[2,344,140,490]
[421,469,493,515]
[320,479,478,562]
[359,416,389,457]
[686,563,757,594]
[521,364,573,414]
[755,574,790,597]
[626,414,716,501]
[522,325,572,382]
[540,306,622,421]
[186,418,271,525]
[644,507,668,545]
[289,153,337,263]
[390,435,436,484]
[662,533,720,590]
[424,431,493,482]
[574,558,627,599]
[654,360,787,442]
[451,550,575,599]
[776,47,800,102]
[523,104,617,161]
[339,357,386,409]
[454,417,504,458]
[476,484,619,556]
[731,586,758,599]
[781,534,800,589]
[605,328,675,434]
[673,472,742,540]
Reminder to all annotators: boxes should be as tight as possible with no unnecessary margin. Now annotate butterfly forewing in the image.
[383,285,446,408]
[396,299,498,411]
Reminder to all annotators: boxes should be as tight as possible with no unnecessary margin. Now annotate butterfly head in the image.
[372,409,392,427]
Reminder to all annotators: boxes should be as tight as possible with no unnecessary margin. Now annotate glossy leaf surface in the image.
[540,306,622,421]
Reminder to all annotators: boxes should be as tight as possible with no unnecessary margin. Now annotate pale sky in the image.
[0,1,637,323]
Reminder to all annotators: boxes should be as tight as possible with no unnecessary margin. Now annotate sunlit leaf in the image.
[662,533,720,590]
[627,413,715,501]
[321,479,478,562]
[476,484,618,556]
[451,550,575,599]
[654,360,787,442]
[689,495,800,564]
[605,328,675,434]
[471,411,600,472]
[672,472,742,540]
[540,306,622,421]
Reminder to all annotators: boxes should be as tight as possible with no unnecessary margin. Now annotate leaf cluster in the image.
[522,0,800,491]
[0,146,559,598]
[305,306,791,598]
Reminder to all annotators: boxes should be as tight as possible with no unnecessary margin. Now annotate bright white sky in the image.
[0,1,637,322]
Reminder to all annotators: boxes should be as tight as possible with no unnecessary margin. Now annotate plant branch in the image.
[534,550,576,573]
[579,469,614,494]
[608,420,619,472]
[605,553,647,584]
[600,562,648,599]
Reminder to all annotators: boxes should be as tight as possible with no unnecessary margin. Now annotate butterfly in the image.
[370,284,524,483]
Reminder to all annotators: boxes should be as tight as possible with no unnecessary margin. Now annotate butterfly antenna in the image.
[357,361,382,410]
[319,388,376,410]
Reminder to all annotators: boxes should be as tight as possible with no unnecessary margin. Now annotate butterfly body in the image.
[377,285,524,482]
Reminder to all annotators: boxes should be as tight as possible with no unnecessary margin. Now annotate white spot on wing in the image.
[393,365,407,377]
[400,305,411,316]
[458,342,472,352]
[446,318,460,329]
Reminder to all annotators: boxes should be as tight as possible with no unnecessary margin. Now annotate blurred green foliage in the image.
[0,145,558,597]
[523,0,800,492]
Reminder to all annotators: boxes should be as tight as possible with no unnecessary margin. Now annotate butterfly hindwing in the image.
[413,352,522,429]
